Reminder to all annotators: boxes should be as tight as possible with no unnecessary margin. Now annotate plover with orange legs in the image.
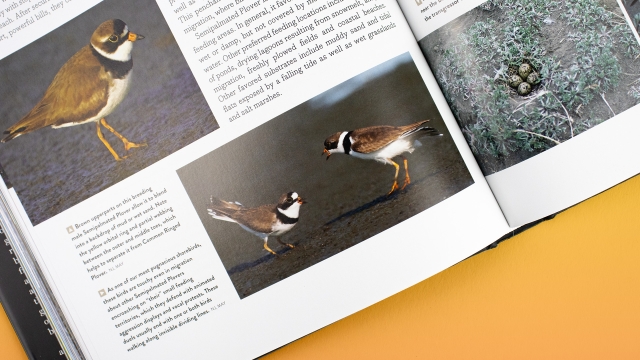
[323,120,442,195]
[2,19,146,161]
[207,192,305,256]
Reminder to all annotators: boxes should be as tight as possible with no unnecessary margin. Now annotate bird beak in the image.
[323,148,331,160]
[297,197,305,205]
[128,32,144,41]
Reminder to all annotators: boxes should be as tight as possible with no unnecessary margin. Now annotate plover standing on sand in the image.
[2,19,146,161]
[207,192,305,256]
[323,120,442,195]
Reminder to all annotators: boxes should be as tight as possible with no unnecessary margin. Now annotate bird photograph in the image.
[177,53,474,298]
[0,0,218,225]
[2,19,146,161]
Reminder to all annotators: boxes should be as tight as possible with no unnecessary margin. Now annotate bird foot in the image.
[113,154,130,161]
[401,176,411,191]
[123,140,147,152]
[277,238,295,249]
[264,243,278,256]
[387,181,399,196]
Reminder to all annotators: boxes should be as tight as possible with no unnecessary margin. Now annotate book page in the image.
[399,0,640,226]
[0,0,509,358]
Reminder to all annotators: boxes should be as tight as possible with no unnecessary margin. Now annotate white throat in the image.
[278,202,301,219]
[330,132,349,154]
[92,41,133,62]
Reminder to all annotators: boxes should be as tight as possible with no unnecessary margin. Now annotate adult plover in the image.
[1,19,145,161]
[207,192,305,256]
[323,120,442,195]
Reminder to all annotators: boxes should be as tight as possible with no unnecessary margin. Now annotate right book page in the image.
[399,0,640,226]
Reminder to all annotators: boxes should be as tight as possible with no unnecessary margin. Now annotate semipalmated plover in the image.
[1,19,145,161]
[207,192,304,256]
[323,120,442,194]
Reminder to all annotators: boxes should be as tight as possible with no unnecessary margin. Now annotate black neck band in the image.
[343,131,353,154]
[91,46,133,80]
[276,209,298,224]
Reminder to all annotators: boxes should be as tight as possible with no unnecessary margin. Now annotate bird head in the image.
[277,192,304,218]
[90,19,144,62]
[322,132,344,160]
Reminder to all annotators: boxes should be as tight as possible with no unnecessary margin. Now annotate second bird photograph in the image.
[177,53,474,299]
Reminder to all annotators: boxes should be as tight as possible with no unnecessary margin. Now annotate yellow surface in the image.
[2,176,640,359]
[265,175,640,359]
[0,304,28,360]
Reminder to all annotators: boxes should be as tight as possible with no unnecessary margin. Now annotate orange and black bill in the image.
[128,32,144,41]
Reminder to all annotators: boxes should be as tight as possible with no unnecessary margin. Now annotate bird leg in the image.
[263,241,278,256]
[96,121,125,161]
[100,118,146,152]
[401,156,410,190]
[277,237,295,249]
[387,159,400,195]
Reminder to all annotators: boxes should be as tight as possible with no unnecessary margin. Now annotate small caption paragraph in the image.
[65,187,181,281]
[420,0,462,22]
[167,0,397,122]
[97,244,224,352]
[0,0,77,43]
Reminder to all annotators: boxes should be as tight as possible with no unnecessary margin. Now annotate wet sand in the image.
[0,0,218,225]
[177,56,474,298]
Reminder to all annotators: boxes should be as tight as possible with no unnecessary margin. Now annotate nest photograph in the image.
[420,0,640,175]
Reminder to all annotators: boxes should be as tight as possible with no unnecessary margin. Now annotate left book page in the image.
[0,0,510,359]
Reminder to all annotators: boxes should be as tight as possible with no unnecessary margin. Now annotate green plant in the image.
[430,0,640,166]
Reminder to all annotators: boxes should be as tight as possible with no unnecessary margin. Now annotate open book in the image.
[1,0,638,357]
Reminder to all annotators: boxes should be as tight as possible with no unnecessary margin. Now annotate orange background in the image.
[2,175,640,359]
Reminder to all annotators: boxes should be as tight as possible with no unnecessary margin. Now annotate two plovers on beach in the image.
[2,19,146,161]
[208,192,305,256]
[323,120,442,195]
[209,120,442,256]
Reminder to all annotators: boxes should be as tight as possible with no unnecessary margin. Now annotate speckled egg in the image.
[526,72,539,85]
[509,74,523,88]
[518,63,532,79]
[517,82,532,96]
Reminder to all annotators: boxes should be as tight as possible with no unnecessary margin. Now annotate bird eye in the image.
[108,35,119,43]
[286,197,292,202]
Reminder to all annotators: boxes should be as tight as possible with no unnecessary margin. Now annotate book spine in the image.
[0,227,66,359]
[0,173,84,360]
